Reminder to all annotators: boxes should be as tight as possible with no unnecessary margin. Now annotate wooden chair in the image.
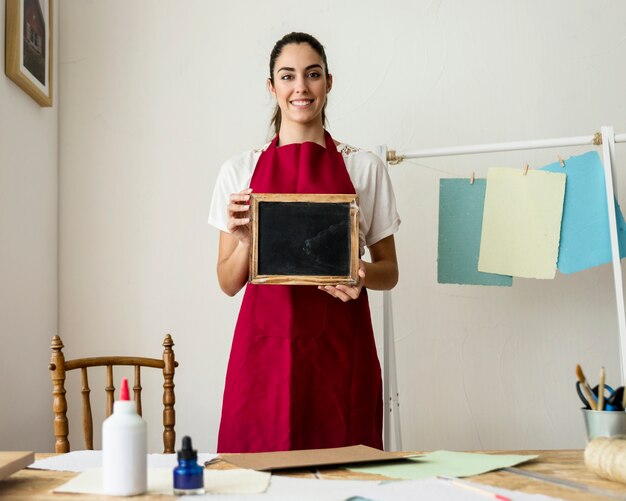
[49,334,178,453]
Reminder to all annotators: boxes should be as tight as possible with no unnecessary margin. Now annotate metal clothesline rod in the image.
[388,132,626,162]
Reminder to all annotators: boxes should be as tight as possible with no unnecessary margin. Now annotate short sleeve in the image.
[207,150,259,232]
[364,153,401,247]
[343,149,401,253]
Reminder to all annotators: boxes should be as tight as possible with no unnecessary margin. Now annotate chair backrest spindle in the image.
[162,334,176,454]
[105,365,114,418]
[80,367,94,450]
[48,335,69,453]
[134,365,142,416]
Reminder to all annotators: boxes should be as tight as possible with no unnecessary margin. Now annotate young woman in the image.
[208,32,400,453]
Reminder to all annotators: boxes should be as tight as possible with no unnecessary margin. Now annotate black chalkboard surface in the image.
[249,194,360,285]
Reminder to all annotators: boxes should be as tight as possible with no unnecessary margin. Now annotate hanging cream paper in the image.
[478,168,566,279]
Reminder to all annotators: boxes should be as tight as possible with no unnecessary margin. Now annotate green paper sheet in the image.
[346,450,538,480]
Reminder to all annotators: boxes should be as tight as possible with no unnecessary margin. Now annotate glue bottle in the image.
[102,377,147,496]
[173,436,205,495]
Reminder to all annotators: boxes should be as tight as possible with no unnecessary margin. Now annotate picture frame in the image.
[5,0,53,106]
[249,193,360,286]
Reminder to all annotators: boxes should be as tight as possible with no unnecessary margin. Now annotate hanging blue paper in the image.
[539,151,626,274]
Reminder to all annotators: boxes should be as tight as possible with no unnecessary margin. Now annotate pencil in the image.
[598,366,605,411]
[438,476,512,501]
[576,364,597,411]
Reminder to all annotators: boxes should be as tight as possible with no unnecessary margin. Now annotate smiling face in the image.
[268,42,333,132]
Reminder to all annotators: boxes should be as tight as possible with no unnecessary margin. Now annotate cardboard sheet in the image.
[219,445,413,471]
[0,451,34,480]
[478,168,566,279]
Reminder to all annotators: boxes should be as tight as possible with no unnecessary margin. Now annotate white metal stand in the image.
[372,144,403,451]
[601,127,626,378]
[381,128,626,445]
[383,290,402,450]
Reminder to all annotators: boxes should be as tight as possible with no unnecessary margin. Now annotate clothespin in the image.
[558,155,565,167]
[593,132,603,146]
[470,172,475,185]
[523,163,529,176]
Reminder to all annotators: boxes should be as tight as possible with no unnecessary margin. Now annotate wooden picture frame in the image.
[249,193,360,286]
[5,0,53,106]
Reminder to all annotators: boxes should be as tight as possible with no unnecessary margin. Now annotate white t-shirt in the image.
[208,142,401,255]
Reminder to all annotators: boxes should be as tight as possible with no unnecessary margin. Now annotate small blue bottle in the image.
[173,436,205,495]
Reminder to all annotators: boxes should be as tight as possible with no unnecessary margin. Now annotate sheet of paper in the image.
[438,178,512,286]
[352,477,560,501]
[30,450,102,472]
[53,467,171,495]
[53,467,270,495]
[346,450,538,480]
[219,444,411,471]
[269,476,375,500]
[180,476,560,501]
[30,450,217,472]
[148,452,218,469]
[539,151,626,273]
[478,168,566,279]
[203,469,271,494]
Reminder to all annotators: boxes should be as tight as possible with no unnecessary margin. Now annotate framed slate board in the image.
[249,193,360,285]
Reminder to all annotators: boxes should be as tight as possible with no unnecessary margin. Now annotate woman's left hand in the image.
[318,261,366,302]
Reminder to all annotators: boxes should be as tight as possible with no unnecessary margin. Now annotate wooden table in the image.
[1,451,626,500]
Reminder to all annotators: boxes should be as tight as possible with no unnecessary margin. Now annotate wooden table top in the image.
[1,450,626,500]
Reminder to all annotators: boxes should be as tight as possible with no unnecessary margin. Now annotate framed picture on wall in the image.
[5,0,53,106]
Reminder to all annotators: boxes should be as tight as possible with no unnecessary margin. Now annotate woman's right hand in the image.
[227,188,253,244]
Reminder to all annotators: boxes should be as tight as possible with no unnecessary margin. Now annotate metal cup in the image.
[582,408,626,441]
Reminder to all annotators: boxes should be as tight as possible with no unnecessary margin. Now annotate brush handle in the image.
[577,365,597,411]
[582,382,597,411]
[598,367,606,411]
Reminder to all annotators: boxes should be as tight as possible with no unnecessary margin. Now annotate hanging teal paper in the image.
[438,179,512,286]
[539,151,626,274]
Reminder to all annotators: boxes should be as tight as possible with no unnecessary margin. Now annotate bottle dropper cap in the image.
[177,436,198,461]
[120,377,130,401]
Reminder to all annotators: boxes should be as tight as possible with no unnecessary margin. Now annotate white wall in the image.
[0,1,58,450]
[55,0,626,453]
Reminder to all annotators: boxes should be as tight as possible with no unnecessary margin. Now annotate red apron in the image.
[217,131,383,452]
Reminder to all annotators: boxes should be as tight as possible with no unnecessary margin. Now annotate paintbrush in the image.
[598,366,606,411]
[576,364,597,411]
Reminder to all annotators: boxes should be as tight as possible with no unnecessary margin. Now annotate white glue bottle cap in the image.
[102,377,148,496]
